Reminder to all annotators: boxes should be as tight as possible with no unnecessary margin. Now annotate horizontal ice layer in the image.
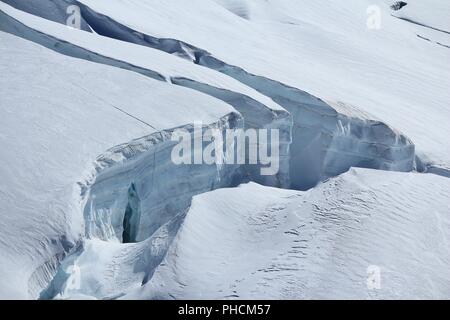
[0,31,238,299]
[141,169,450,299]
[74,0,450,172]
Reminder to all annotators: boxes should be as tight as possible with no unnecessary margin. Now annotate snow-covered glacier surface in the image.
[142,169,450,299]
[0,0,449,299]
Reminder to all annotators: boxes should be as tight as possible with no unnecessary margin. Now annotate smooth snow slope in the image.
[0,2,284,113]
[389,0,450,50]
[391,0,450,33]
[141,169,450,299]
[76,0,450,171]
[0,31,237,299]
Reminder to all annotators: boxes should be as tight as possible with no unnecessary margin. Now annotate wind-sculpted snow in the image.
[46,169,450,299]
[140,169,450,299]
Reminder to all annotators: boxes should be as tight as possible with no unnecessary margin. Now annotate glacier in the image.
[0,0,449,300]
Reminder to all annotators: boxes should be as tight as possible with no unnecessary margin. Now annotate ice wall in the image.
[0,6,292,188]
[60,1,415,190]
[200,59,415,189]
[83,113,243,243]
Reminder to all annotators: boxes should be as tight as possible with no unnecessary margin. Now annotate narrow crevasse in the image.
[122,183,141,244]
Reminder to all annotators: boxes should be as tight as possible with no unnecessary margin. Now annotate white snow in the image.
[391,0,450,33]
[0,2,284,114]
